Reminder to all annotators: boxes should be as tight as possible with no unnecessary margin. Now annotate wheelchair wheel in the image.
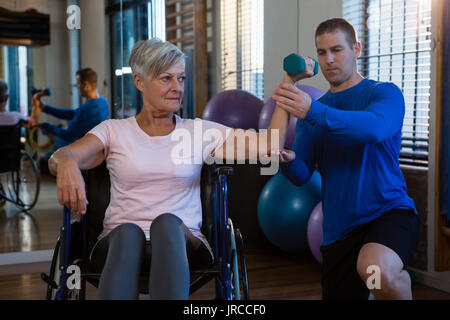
[43,239,61,300]
[228,219,250,300]
[6,150,40,210]
[42,222,85,300]
[0,183,6,206]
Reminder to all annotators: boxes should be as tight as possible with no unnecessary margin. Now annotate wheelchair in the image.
[0,123,40,211]
[42,162,250,300]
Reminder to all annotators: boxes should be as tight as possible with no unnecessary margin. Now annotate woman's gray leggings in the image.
[89,213,213,300]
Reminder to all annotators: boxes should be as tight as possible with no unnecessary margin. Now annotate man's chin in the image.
[325,75,346,88]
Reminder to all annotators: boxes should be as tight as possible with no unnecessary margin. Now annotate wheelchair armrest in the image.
[215,166,234,177]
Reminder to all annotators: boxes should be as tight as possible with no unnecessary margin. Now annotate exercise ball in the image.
[258,85,325,147]
[202,89,263,130]
[307,201,323,264]
[257,171,322,253]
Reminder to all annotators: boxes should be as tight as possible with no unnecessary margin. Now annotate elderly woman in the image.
[49,38,307,300]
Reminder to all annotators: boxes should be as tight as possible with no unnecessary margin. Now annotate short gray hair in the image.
[0,79,8,103]
[128,38,185,79]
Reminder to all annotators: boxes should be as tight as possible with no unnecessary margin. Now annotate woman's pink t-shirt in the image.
[88,115,231,241]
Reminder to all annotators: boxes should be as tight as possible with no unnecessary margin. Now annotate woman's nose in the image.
[170,78,183,91]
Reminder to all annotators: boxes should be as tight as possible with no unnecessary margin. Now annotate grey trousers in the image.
[90,213,213,300]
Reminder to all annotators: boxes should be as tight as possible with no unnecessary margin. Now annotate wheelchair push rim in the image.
[5,150,40,210]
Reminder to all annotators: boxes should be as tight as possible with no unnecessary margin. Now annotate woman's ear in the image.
[133,74,145,92]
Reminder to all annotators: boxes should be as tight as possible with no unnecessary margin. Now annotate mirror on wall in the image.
[0,0,169,259]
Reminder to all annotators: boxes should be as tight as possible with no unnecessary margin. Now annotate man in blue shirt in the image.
[32,68,109,148]
[273,18,419,300]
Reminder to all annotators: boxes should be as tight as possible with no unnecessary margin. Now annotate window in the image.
[343,0,432,168]
[1,46,30,115]
[107,0,166,119]
[221,0,264,100]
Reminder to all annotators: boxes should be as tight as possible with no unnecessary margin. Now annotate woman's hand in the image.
[278,149,296,164]
[55,159,88,214]
[265,148,296,164]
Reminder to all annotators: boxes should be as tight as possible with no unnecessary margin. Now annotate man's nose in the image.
[325,52,334,64]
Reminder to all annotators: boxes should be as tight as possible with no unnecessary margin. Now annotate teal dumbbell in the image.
[31,87,52,96]
[283,53,319,77]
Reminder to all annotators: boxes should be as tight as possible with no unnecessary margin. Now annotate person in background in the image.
[0,79,35,127]
[32,68,109,147]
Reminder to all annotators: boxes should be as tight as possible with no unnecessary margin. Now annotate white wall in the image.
[264,0,299,101]
[264,0,342,100]
[80,0,111,106]
[1,0,72,109]
[297,0,343,91]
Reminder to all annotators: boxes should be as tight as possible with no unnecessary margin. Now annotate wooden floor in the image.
[0,248,449,300]
[0,173,61,253]
[0,172,449,300]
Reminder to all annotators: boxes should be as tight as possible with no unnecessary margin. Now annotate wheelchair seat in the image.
[0,123,40,210]
[0,124,21,173]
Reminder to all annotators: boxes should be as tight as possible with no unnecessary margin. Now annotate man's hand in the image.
[32,91,45,110]
[31,93,45,120]
[285,55,317,83]
[272,82,312,120]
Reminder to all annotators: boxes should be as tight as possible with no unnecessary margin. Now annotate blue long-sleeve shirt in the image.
[41,97,109,143]
[281,78,417,246]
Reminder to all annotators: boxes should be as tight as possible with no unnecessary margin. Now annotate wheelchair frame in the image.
[42,164,249,300]
[0,123,40,211]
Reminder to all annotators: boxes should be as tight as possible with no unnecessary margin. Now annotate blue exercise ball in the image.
[257,171,322,253]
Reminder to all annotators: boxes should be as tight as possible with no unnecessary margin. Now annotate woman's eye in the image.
[161,76,170,82]
[178,76,186,83]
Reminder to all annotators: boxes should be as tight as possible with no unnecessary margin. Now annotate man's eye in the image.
[178,76,186,83]
[161,76,170,82]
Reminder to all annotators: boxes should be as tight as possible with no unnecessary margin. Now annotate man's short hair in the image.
[0,79,8,103]
[76,68,97,88]
[315,18,358,48]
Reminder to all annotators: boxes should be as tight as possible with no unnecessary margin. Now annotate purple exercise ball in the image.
[307,201,323,264]
[258,85,325,147]
[202,89,264,130]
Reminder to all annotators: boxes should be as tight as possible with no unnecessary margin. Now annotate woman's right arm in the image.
[48,133,105,214]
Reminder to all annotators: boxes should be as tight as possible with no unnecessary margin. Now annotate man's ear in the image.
[354,41,362,59]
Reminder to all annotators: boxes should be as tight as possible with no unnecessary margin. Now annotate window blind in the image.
[344,0,432,167]
[220,0,264,100]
